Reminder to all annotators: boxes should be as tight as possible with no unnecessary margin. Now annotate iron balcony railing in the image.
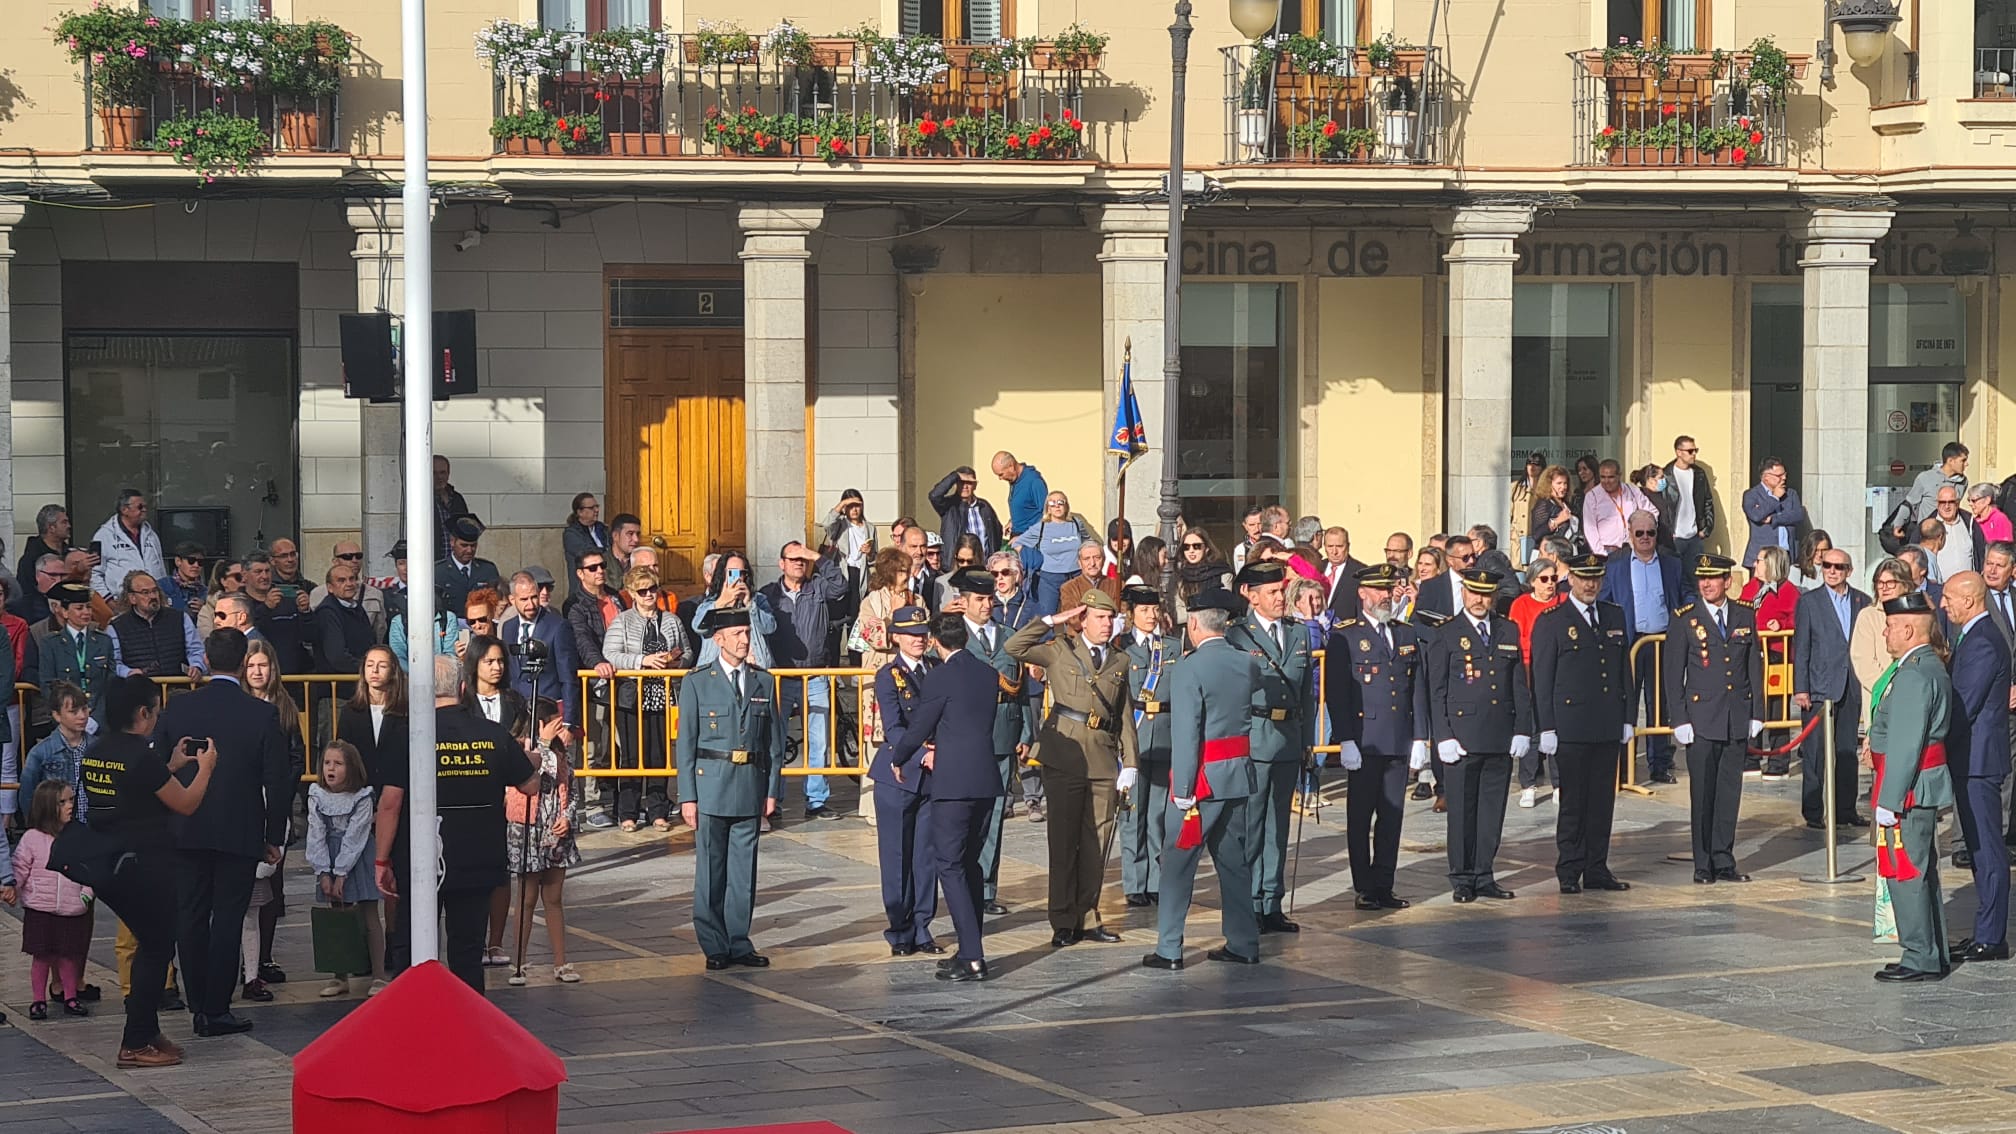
[493,37,1092,160]
[1976,47,2016,98]
[81,57,343,154]
[1567,49,1790,168]
[1218,43,1446,165]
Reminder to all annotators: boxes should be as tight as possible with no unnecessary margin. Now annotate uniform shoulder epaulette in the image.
[1535,602,1571,619]
[1675,603,1696,616]
[1731,598,1756,610]
[1417,610,1453,628]
[1336,618,1360,629]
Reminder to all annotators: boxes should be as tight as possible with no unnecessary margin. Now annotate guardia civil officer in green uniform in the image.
[1663,554,1765,884]
[1117,583,1181,906]
[941,567,1031,914]
[1225,559,1311,934]
[1868,591,1956,982]
[1143,587,1261,969]
[674,605,786,970]
[1424,569,1534,903]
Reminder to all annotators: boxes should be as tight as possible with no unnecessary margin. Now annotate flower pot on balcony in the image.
[1381,108,1416,151]
[608,131,677,155]
[276,106,322,151]
[684,40,758,66]
[793,134,820,157]
[1236,107,1270,160]
[808,37,856,67]
[503,136,564,155]
[97,105,148,150]
[1026,44,1102,70]
[1607,144,1680,165]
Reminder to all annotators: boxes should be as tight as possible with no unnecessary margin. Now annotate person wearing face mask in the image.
[1664,555,1766,885]
[1425,569,1534,904]
[1324,564,1432,911]
[1531,554,1636,895]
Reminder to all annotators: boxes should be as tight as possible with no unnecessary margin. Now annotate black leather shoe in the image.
[704,955,730,971]
[1452,887,1477,903]
[1844,814,1871,828]
[1714,869,1753,883]
[1952,941,2012,963]
[890,944,916,957]
[1125,893,1151,907]
[1081,927,1123,944]
[1051,929,1077,948]
[727,951,770,968]
[1875,966,1947,982]
[1475,884,1515,900]
[1805,819,1827,830]
[1693,870,1715,884]
[1559,882,1583,895]
[1259,913,1300,933]
[160,988,185,1012]
[936,960,989,983]
[1377,894,1411,910]
[1651,771,1678,784]
[257,963,287,985]
[194,1012,253,1037]
[936,956,957,972]
[240,980,274,1003]
[1585,877,1632,892]
[1141,953,1184,970]
[1410,782,1434,801]
[807,806,843,822]
[984,902,1009,916]
[77,984,102,1003]
[916,942,946,955]
[1956,850,1976,869]
[1206,947,1260,965]
[1355,894,1383,911]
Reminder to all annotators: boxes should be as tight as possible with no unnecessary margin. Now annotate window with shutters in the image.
[142,0,268,18]
[901,0,1009,40]
[1606,0,1710,51]
[1275,0,1369,47]
[540,0,658,34]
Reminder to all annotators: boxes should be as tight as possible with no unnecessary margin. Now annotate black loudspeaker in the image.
[433,309,479,400]
[339,313,396,400]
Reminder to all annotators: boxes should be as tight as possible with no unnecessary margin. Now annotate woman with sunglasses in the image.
[936,534,988,609]
[1010,492,1097,617]
[196,558,246,638]
[453,587,503,661]
[692,552,776,669]
[560,494,610,596]
[1509,559,1565,808]
[1172,528,1232,620]
[602,567,693,833]
[1790,529,1835,591]
[1741,547,1799,634]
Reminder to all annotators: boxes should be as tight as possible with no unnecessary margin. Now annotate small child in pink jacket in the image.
[14,780,92,1021]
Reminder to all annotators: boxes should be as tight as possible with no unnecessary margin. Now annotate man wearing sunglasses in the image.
[1793,549,1872,830]
[1599,512,1683,784]
[308,540,388,642]
[1659,436,1717,602]
[929,466,1003,564]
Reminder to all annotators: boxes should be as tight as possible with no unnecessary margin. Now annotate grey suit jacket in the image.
[1792,585,1869,704]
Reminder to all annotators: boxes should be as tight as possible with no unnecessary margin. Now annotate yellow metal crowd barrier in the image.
[572,667,877,780]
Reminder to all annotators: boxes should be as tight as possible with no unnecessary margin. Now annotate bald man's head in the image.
[1944,570,1987,624]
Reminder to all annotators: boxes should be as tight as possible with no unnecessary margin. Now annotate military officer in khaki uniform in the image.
[1006,589,1139,948]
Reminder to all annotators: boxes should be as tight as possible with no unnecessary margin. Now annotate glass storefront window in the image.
[1178,282,1297,547]
[1867,282,1965,567]
[1510,283,1620,471]
[1749,283,1802,486]
[66,335,297,560]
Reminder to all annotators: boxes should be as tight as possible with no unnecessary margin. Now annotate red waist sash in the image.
[1176,736,1251,851]
[1869,742,1946,881]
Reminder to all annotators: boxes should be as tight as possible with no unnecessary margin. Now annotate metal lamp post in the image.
[1162,0,1281,598]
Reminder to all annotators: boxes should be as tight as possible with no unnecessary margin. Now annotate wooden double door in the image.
[604,328,745,593]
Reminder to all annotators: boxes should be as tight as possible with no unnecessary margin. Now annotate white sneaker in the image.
[366,979,388,997]
[318,978,349,998]
[1519,787,1537,808]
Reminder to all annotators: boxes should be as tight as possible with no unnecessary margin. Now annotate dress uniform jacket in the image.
[674,659,788,815]
[1531,600,1633,742]
[1122,631,1183,764]
[966,620,1031,756]
[38,624,115,723]
[1004,619,1138,777]
[1662,600,1765,742]
[867,655,939,950]
[1153,635,1260,961]
[1869,643,1955,974]
[1425,615,1534,751]
[868,656,933,791]
[1120,629,1182,899]
[1224,615,1313,765]
[1325,617,1429,757]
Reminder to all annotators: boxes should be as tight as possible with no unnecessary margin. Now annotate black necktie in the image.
[1585,604,1597,631]
[1475,619,1489,640]
[1716,607,1726,637]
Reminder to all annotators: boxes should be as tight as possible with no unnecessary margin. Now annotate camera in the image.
[509,635,552,676]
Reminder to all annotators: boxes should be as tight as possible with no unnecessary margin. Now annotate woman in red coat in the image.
[1741,546,1799,632]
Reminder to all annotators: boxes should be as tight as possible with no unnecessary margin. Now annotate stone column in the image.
[1095,204,1168,536]
[1436,205,1533,536]
[739,203,825,586]
[1797,205,1894,561]
[0,202,25,546]
[346,199,409,566]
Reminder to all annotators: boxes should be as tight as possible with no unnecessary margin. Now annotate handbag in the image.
[640,618,670,711]
[47,821,132,891]
[311,904,373,976]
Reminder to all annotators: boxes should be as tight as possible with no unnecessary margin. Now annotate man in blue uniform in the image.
[1118,584,1181,906]
[1531,553,1635,894]
[944,567,1031,916]
[1664,554,1765,884]
[866,605,941,957]
[1425,569,1534,903]
[1225,560,1311,933]
[888,615,1009,982]
[1324,563,1431,910]
[1143,588,1261,969]
[674,606,786,970]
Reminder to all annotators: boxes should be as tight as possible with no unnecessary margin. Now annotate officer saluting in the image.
[1425,568,1533,903]
[866,605,942,957]
[1143,587,1261,969]
[1225,560,1311,934]
[674,605,786,970]
[1663,554,1765,884]
[1324,563,1431,911]
[1869,591,1956,982]
[1118,584,1181,907]
[1531,553,1635,894]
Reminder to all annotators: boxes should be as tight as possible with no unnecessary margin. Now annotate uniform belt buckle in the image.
[1143,701,1162,714]
[1087,712,1104,730]
[730,749,751,765]
[1269,709,1289,722]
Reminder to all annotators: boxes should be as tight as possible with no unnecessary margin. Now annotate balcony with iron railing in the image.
[82,57,342,156]
[1218,39,1446,165]
[1976,47,2016,98]
[1567,43,1807,169]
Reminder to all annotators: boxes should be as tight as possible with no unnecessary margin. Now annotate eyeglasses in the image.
[955,557,977,567]
[581,563,606,573]
[334,552,363,561]
[990,568,1018,577]
[129,587,160,597]
[1631,529,1657,537]
[1182,541,1205,550]
[1820,561,1850,571]
[1677,447,1699,455]
[634,587,659,597]
[1535,575,1557,583]
[224,572,244,582]
[471,616,494,625]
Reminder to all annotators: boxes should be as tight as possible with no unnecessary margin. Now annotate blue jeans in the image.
[1036,571,1069,617]
[781,677,832,809]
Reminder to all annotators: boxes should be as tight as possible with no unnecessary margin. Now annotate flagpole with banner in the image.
[1109,338,1150,556]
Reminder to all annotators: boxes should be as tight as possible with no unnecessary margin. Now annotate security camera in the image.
[455,228,483,252]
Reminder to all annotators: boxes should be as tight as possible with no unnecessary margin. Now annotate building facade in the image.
[6,0,2016,583]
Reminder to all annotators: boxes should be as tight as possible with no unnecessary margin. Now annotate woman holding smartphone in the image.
[690,551,776,668]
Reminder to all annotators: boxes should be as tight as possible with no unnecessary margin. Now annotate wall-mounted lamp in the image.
[1942,217,1993,288]
[1820,0,1902,83]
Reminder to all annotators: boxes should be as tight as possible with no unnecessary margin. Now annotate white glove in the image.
[1437,739,1464,763]
[1509,735,1532,760]
[1339,741,1363,771]
[1875,805,1898,828]
[1748,719,1764,739]
[1621,724,1635,744]
[1115,767,1139,795]
[1171,795,1197,811]
[1672,723,1695,746]
[1408,740,1431,770]
[1539,730,1559,756]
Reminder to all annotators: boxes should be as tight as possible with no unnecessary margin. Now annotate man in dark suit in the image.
[1665,555,1765,884]
[927,467,1003,557]
[1979,542,2016,843]
[1411,535,1473,626]
[1792,547,1872,830]
[1424,569,1534,903]
[888,615,1007,982]
[498,570,580,733]
[313,560,378,676]
[1940,572,2011,962]
[1599,517,1683,784]
[1317,527,1367,622]
[158,628,292,1036]
[1532,554,1635,894]
[1741,457,1807,565]
[866,606,940,957]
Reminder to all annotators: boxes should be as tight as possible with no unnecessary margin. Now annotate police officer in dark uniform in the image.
[674,606,787,968]
[1664,554,1765,884]
[1324,563,1431,910]
[866,606,941,956]
[1225,560,1311,934]
[1118,583,1180,907]
[1531,552,1635,894]
[1425,569,1534,903]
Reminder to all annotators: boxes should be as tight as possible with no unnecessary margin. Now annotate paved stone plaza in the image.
[3,772,2014,1134]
